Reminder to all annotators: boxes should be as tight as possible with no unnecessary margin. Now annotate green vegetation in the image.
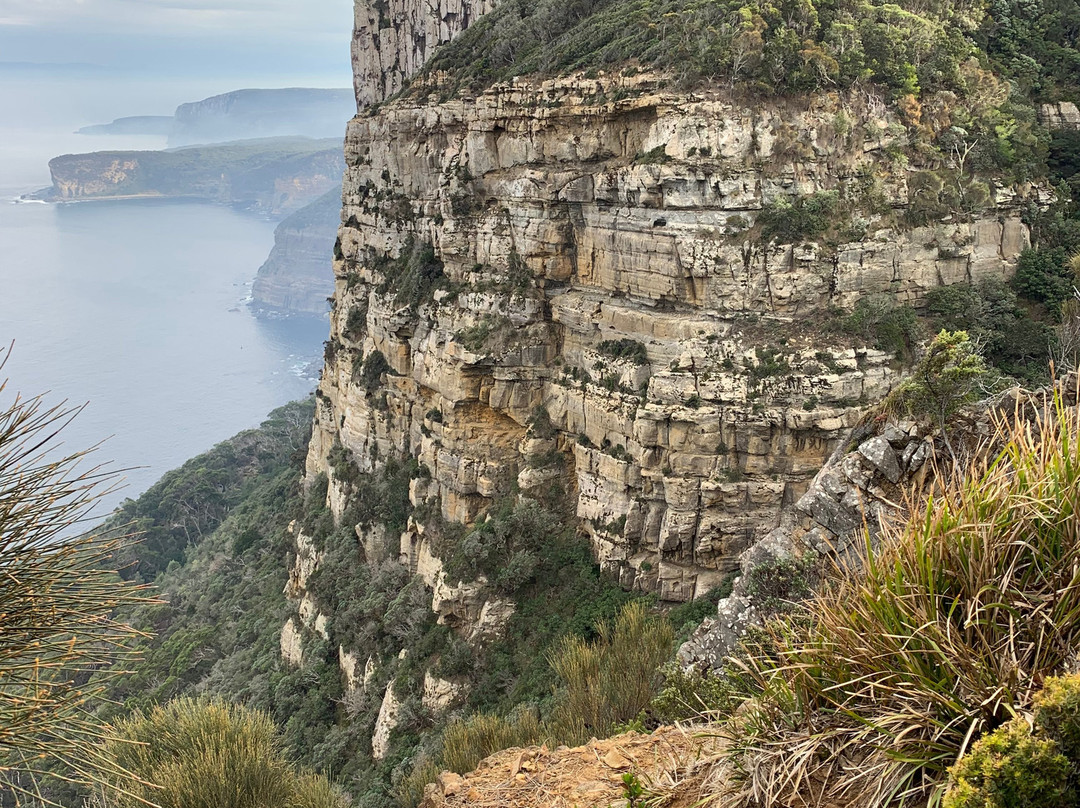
[108,399,313,581]
[945,674,1080,807]
[372,238,448,312]
[888,330,990,452]
[0,363,149,800]
[835,295,920,359]
[49,138,344,209]
[945,718,1074,808]
[924,280,1054,385]
[758,191,840,245]
[598,338,650,365]
[98,698,347,808]
[715,396,1080,807]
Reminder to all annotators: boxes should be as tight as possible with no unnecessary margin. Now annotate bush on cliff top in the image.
[715,392,1080,807]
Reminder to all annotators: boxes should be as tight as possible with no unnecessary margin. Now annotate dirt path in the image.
[420,724,724,808]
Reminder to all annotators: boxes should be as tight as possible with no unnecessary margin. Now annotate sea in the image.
[0,72,339,518]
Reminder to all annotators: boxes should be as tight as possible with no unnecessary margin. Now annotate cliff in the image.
[351,0,496,107]
[76,116,174,137]
[251,187,342,314]
[170,89,356,146]
[47,138,345,216]
[300,73,1030,609]
[269,0,1076,796]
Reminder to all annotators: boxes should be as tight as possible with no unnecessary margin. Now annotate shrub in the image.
[546,601,675,744]
[838,295,920,359]
[440,709,542,775]
[97,698,348,808]
[1034,673,1080,764]
[716,396,1080,808]
[1013,247,1075,309]
[758,192,840,245]
[358,350,392,395]
[888,330,990,452]
[598,338,650,365]
[650,663,739,723]
[944,719,1074,808]
[745,554,816,613]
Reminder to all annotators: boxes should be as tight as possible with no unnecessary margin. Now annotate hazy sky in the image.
[0,0,355,80]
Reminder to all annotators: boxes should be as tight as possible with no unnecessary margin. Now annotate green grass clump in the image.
[99,698,348,808]
[716,394,1080,807]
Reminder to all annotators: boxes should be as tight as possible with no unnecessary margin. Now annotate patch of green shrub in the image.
[598,338,650,365]
[944,719,1074,808]
[836,294,920,359]
[358,350,392,395]
[1034,673,1080,765]
[546,601,675,744]
[98,698,348,808]
[758,192,841,245]
[373,238,447,312]
[650,662,739,723]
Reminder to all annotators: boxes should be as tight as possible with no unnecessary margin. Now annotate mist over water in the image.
[0,73,336,517]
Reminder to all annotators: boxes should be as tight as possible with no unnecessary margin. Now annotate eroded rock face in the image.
[352,0,498,107]
[372,681,402,760]
[680,374,1080,669]
[307,73,1033,604]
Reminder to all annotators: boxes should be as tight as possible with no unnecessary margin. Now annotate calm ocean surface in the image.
[0,73,336,517]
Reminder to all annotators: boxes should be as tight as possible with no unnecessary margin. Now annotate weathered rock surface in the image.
[307,72,1034,608]
[1040,101,1080,131]
[419,725,722,808]
[680,374,1080,669]
[372,681,402,760]
[352,0,496,107]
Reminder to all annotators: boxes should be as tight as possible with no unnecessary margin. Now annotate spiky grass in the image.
[0,347,154,803]
[713,387,1080,808]
[97,698,347,808]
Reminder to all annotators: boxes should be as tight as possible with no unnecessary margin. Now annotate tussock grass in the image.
[714,389,1080,807]
[547,600,675,744]
[97,698,347,808]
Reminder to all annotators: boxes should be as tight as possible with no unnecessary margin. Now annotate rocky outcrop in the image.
[351,0,497,107]
[1040,101,1080,131]
[419,725,722,808]
[47,138,345,216]
[372,681,402,760]
[251,187,342,314]
[306,71,1033,608]
[680,373,1080,669]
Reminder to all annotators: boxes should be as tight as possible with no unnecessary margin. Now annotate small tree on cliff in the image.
[889,330,990,457]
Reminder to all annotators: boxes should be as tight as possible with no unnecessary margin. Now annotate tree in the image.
[889,330,990,457]
[0,348,150,802]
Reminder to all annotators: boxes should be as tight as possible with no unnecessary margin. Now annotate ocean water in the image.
[0,73,335,517]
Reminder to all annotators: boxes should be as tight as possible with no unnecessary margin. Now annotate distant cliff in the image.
[47,138,345,217]
[251,187,341,314]
[76,116,174,137]
[170,89,356,146]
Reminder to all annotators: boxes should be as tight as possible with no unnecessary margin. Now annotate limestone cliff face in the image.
[351,0,497,107]
[303,72,1032,608]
